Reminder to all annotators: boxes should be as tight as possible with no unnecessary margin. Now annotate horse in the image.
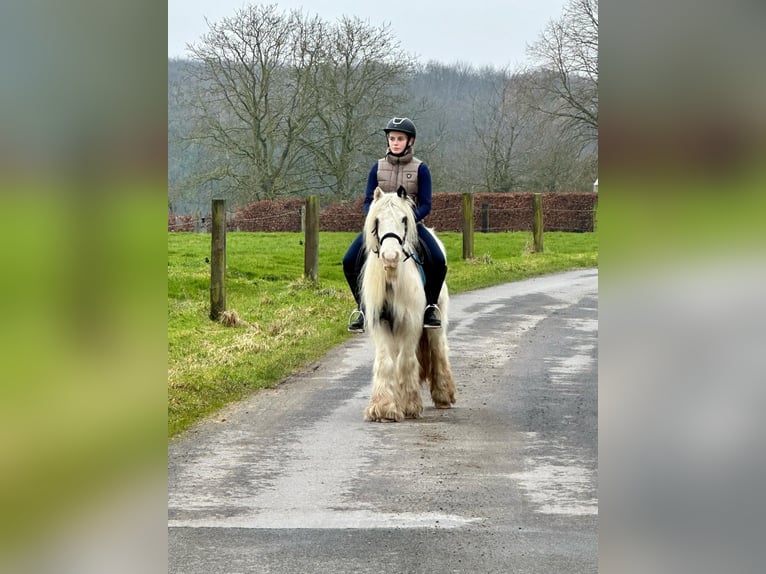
[360,186,457,422]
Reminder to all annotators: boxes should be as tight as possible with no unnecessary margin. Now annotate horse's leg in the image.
[398,344,423,419]
[364,336,404,422]
[426,329,456,408]
[426,289,457,409]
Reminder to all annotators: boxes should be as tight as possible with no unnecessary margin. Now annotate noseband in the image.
[371,221,414,262]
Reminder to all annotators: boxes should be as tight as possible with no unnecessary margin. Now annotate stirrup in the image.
[347,308,365,333]
[423,304,442,329]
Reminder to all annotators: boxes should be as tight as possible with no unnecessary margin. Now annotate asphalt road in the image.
[168,268,598,574]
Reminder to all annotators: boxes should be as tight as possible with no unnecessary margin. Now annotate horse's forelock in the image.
[367,192,416,245]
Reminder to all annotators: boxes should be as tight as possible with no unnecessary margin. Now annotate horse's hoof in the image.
[431,390,456,409]
[364,403,403,422]
[404,406,423,418]
[364,415,401,423]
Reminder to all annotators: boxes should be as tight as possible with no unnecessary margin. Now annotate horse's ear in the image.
[397,186,407,199]
[374,187,383,201]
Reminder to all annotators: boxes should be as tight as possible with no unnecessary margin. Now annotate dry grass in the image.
[219,309,248,327]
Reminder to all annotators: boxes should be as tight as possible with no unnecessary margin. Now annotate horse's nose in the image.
[381,248,399,267]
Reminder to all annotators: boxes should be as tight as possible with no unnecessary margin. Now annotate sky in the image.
[168,0,568,70]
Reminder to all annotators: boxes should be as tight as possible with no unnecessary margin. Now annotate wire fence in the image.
[168,192,598,233]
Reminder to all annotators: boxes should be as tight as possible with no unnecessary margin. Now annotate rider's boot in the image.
[348,306,365,333]
[423,304,441,329]
[345,247,367,333]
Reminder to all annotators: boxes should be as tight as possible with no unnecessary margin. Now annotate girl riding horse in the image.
[342,117,446,332]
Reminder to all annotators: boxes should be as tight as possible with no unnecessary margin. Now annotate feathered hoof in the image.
[403,403,424,419]
[431,388,456,409]
[364,402,403,423]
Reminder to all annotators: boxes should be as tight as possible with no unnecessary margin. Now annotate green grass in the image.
[168,230,597,436]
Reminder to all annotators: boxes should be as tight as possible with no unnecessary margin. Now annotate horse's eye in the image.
[402,217,407,225]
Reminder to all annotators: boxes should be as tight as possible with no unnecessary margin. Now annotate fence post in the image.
[481,202,489,233]
[592,194,598,232]
[210,199,226,320]
[532,193,544,253]
[462,192,474,259]
[304,195,319,282]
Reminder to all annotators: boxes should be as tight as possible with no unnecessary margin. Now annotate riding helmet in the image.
[383,117,416,138]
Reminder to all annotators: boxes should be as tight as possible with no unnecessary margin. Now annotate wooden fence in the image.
[203,192,583,318]
[169,192,597,234]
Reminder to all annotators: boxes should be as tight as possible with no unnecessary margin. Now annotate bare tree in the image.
[525,0,598,146]
[470,67,597,193]
[522,116,597,190]
[472,73,533,192]
[307,17,416,199]
[179,7,418,203]
[169,61,230,213]
[184,5,325,201]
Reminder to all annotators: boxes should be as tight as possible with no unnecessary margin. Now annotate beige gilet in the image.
[376,150,422,206]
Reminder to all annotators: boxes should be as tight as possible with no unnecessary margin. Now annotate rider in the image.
[343,117,447,333]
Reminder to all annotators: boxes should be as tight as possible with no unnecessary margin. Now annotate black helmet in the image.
[383,117,416,138]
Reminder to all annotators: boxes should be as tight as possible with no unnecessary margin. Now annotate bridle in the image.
[371,218,415,263]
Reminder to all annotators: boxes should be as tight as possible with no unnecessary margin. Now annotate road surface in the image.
[169,268,598,573]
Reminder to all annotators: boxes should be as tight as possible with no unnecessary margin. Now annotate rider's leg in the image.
[343,233,366,332]
[417,224,447,329]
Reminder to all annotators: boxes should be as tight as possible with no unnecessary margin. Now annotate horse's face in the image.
[366,192,414,275]
[376,207,409,272]
[366,187,417,276]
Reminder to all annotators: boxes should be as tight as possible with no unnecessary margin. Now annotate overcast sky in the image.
[168,0,568,70]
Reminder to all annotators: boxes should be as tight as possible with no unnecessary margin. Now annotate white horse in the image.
[360,187,457,422]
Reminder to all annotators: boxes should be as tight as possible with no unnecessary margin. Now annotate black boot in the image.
[344,242,367,333]
[423,304,441,329]
[348,307,365,333]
